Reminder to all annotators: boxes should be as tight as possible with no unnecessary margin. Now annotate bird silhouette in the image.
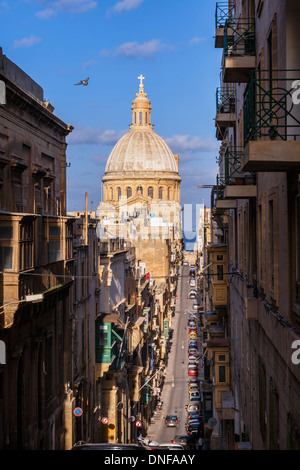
[74,77,89,86]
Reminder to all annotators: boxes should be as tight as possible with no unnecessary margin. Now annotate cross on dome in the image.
[138,74,145,93]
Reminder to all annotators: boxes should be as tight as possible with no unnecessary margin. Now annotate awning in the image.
[98,313,120,323]
[131,316,145,326]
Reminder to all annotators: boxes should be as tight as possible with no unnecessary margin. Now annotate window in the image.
[217,265,223,281]
[0,226,13,239]
[269,199,274,291]
[148,187,153,198]
[45,335,53,401]
[66,223,73,260]
[110,187,113,200]
[296,196,300,302]
[117,187,121,200]
[137,186,143,195]
[168,187,171,200]
[127,187,132,198]
[218,365,226,383]
[159,187,163,200]
[0,246,13,270]
[48,224,61,263]
[139,112,142,124]
[258,356,267,440]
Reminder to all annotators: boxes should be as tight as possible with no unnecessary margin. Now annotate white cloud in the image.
[113,0,144,13]
[164,134,219,153]
[36,0,97,19]
[68,125,127,145]
[189,37,206,45]
[100,39,171,59]
[13,35,42,48]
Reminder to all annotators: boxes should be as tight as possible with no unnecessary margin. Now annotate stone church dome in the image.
[105,127,178,174]
[104,75,179,178]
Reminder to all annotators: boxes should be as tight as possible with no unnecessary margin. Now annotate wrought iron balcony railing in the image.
[216,86,236,114]
[215,2,234,28]
[216,147,256,199]
[224,19,255,57]
[244,70,300,144]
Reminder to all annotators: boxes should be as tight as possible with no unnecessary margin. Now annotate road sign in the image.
[130,416,135,422]
[208,417,218,428]
[73,407,83,417]
[135,420,142,428]
[102,417,109,424]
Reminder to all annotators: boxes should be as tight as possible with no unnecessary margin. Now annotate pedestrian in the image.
[196,436,203,450]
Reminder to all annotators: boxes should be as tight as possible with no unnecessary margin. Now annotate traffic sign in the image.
[135,420,142,428]
[130,416,135,422]
[208,417,218,428]
[73,407,83,417]
[102,417,109,424]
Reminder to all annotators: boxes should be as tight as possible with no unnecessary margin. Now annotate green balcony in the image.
[223,19,256,83]
[216,87,236,140]
[217,147,257,200]
[242,70,300,171]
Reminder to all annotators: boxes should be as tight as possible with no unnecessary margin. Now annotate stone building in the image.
[207,0,300,450]
[97,75,183,440]
[0,48,74,449]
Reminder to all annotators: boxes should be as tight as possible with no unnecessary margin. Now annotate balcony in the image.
[216,147,257,200]
[223,19,256,83]
[215,2,234,48]
[215,87,236,140]
[242,70,300,171]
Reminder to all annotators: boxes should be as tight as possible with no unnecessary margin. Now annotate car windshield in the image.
[167,415,177,420]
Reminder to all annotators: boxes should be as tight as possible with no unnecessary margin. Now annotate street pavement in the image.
[146,264,204,445]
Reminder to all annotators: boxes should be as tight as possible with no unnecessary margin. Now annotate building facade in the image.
[0,48,74,449]
[207,0,300,450]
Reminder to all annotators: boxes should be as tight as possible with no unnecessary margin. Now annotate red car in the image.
[188,367,198,376]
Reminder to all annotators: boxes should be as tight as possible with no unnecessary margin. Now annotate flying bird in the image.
[74,77,89,86]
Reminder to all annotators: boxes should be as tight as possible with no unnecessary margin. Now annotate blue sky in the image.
[1,0,222,231]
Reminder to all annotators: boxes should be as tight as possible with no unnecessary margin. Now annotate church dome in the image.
[104,75,179,178]
[105,127,178,174]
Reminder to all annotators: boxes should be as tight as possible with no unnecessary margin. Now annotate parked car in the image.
[186,423,200,435]
[187,411,201,420]
[190,264,195,269]
[164,415,179,427]
[183,261,189,265]
[155,443,184,450]
[189,391,200,400]
[188,347,198,354]
[188,367,198,376]
[189,291,196,299]
[186,403,201,412]
[72,442,149,450]
[189,279,196,287]
[192,302,199,310]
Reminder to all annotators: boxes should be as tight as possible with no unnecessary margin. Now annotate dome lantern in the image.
[131,74,152,128]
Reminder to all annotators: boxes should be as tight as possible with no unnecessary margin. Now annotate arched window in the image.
[117,187,121,200]
[134,113,137,124]
[127,187,132,198]
[137,186,143,195]
[159,187,163,200]
[168,187,171,200]
[148,187,153,198]
[145,113,148,124]
[110,187,113,200]
[139,112,143,124]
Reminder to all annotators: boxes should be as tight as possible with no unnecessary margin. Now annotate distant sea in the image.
[183,231,196,252]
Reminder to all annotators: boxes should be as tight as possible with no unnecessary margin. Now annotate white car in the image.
[192,303,199,310]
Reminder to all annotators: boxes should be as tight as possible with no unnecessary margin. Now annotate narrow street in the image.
[146,264,203,445]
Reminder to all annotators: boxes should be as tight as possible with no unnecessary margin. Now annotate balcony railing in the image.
[224,19,255,57]
[215,2,234,28]
[216,87,236,114]
[244,70,300,144]
[216,147,257,199]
